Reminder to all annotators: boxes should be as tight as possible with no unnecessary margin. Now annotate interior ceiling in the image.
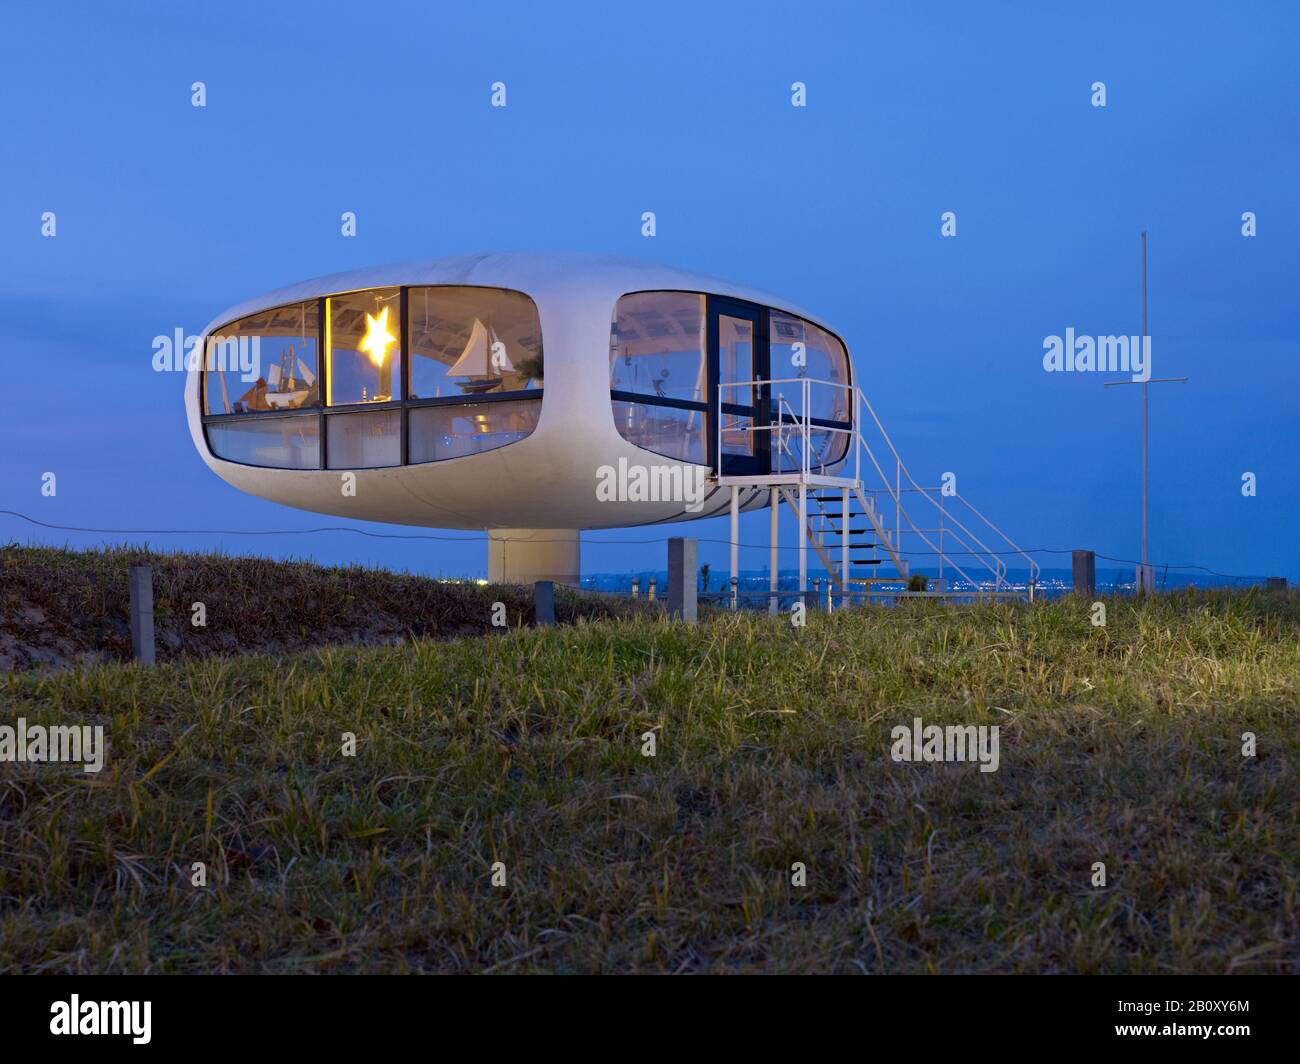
[219,295,837,361]
[614,305,703,355]
[220,299,542,365]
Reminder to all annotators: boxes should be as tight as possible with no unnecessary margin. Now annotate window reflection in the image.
[717,314,754,408]
[609,292,706,402]
[772,424,841,472]
[408,400,540,463]
[207,415,320,469]
[326,409,400,469]
[768,311,850,423]
[612,401,706,464]
[409,287,542,399]
[204,301,319,414]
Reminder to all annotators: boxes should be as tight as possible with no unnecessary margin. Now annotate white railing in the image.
[715,376,1041,595]
[718,377,855,480]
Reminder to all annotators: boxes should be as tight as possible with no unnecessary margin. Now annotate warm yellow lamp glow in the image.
[360,306,396,367]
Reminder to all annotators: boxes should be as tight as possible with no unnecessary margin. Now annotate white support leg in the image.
[798,483,807,595]
[769,486,779,614]
[729,486,740,610]
[840,487,850,612]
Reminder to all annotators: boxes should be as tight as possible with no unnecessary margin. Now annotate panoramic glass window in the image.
[769,312,851,472]
[408,287,542,398]
[409,400,541,464]
[204,301,319,415]
[326,409,400,469]
[771,423,842,471]
[203,284,543,471]
[609,292,705,402]
[326,288,401,406]
[717,315,756,461]
[768,311,850,423]
[611,401,706,464]
[206,414,320,469]
[609,292,708,463]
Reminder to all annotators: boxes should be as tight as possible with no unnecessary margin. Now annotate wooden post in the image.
[128,565,155,665]
[667,538,697,623]
[533,580,555,626]
[1266,577,1287,590]
[1071,550,1096,598]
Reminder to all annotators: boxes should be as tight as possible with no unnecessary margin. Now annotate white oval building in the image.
[186,252,859,584]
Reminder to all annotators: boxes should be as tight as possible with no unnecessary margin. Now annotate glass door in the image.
[709,298,768,476]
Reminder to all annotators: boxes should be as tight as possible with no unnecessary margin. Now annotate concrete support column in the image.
[667,537,697,623]
[488,529,580,586]
[1136,563,1156,595]
[128,565,155,665]
[1072,550,1096,597]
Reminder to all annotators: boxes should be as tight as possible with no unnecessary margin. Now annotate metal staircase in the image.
[805,487,909,588]
[716,377,1040,607]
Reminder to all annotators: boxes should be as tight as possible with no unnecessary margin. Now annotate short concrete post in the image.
[1266,577,1287,590]
[630,577,640,599]
[533,580,555,626]
[128,564,156,665]
[730,576,739,611]
[647,577,657,603]
[667,537,697,623]
[1072,550,1096,597]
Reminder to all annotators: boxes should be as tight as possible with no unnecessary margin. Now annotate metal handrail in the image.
[715,375,1038,595]
[853,386,1034,589]
[851,390,1007,586]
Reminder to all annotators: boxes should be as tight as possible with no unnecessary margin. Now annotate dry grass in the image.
[0,544,645,670]
[0,553,1297,973]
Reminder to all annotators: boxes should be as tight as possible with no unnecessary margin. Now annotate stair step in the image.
[853,558,884,565]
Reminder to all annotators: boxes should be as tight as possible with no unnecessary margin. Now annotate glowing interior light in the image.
[360,306,396,367]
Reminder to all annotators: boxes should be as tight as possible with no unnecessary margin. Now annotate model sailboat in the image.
[449,319,513,393]
[263,344,317,409]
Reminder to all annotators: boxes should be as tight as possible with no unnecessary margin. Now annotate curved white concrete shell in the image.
[186,253,855,581]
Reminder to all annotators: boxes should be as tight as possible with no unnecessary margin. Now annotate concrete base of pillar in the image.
[487,529,580,586]
[1136,563,1156,594]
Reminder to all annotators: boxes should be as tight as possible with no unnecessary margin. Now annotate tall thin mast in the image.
[1141,231,1148,572]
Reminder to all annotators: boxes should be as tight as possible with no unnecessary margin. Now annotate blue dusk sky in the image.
[1,0,1296,581]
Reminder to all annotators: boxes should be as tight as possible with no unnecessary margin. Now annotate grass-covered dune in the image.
[1,588,1297,973]
[0,544,644,670]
